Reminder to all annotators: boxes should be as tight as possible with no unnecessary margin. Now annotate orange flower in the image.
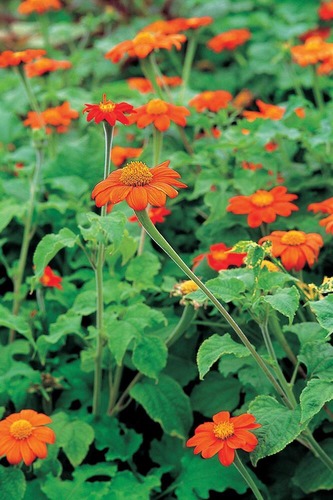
[128,206,171,224]
[0,49,46,67]
[299,26,331,42]
[92,160,187,211]
[156,75,182,88]
[227,186,298,228]
[186,411,261,467]
[83,94,134,127]
[193,243,246,271]
[141,19,186,35]
[317,55,333,74]
[243,100,285,121]
[259,230,323,271]
[25,57,71,77]
[319,214,333,234]
[308,197,333,214]
[189,90,233,112]
[290,36,333,66]
[105,32,186,63]
[24,101,78,133]
[264,141,278,152]
[111,146,143,167]
[129,98,190,132]
[241,161,263,171]
[232,89,254,110]
[319,1,333,21]
[0,409,55,466]
[40,266,63,289]
[207,29,251,52]
[18,0,62,15]
[176,16,213,30]
[294,107,305,118]
[127,75,182,93]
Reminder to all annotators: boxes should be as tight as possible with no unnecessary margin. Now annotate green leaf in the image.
[298,342,333,380]
[285,322,328,346]
[197,333,250,379]
[0,304,35,346]
[72,290,97,316]
[51,412,94,467]
[106,319,137,366]
[132,336,167,380]
[125,252,161,291]
[150,434,185,472]
[293,439,333,493]
[309,295,333,334]
[33,228,79,279]
[188,277,246,304]
[191,372,241,417]
[300,379,333,424]
[0,201,24,232]
[130,374,192,439]
[81,211,127,249]
[263,285,300,324]
[249,396,308,465]
[257,268,296,292]
[0,466,26,500]
[106,471,160,500]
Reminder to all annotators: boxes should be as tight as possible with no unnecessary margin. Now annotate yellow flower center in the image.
[212,250,228,261]
[134,32,156,46]
[179,280,199,295]
[261,260,279,272]
[213,421,234,440]
[10,419,33,440]
[203,91,215,100]
[120,161,153,186]
[281,230,306,246]
[146,99,169,115]
[99,94,116,112]
[251,191,274,207]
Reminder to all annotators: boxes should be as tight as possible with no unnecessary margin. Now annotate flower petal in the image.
[218,444,235,466]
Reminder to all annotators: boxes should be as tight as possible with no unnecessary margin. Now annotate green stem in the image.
[302,429,333,473]
[38,13,53,55]
[107,364,123,415]
[167,304,196,347]
[109,372,142,416]
[140,57,164,99]
[93,122,114,418]
[268,312,302,370]
[312,67,324,112]
[135,209,290,405]
[181,33,198,99]
[233,453,264,500]
[10,146,44,343]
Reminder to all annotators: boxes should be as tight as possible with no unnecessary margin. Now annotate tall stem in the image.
[233,453,264,500]
[312,67,324,112]
[301,429,333,473]
[140,57,164,99]
[181,34,198,100]
[134,209,290,405]
[93,122,114,417]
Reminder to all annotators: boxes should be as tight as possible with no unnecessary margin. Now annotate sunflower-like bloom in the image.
[0,409,55,466]
[193,243,246,271]
[25,57,71,77]
[111,146,143,167]
[207,29,251,52]
[259,230,323,271]
[24,101,78,133]
[243,99,285,121]
[92,160,187,211]
[129,98,190,132]
[83,94,134,127]
[105,32,186,63]
[290,36,333,66]
[0,49,46,67]
[227,186,298,228]
[189,90,233,112]
[319,1,333,21]
[187,411,261,467]
[18,0,62,15]
[128,206,171,224]
[40,266,62,289]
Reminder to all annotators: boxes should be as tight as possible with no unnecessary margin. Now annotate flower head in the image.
[299,27,331,43]
[319,1,333,20]
[0,409,55,466]
[18,0,62,15]
[25,57,71,77]
[92,160,187,211]
[243,100,285,121]
[111,146,143,167]
[189,90,233,112]
[308,197,333,214]
[264,141,279,152]
[24,101,78,133]
[0,49,46,68]
[141,19,186,35]
[187,411,261,467]
[40,266,63,289]
[83,94,134,127]
[127,75,182,93]
[227,186,298,228]
[259,230,323,271]
[193,243,246,271]
[105,32,186,63]
[207,29,251,53]
[232,89,254,110]
[290,36,333,66]
[128,206,171,224]
[319,214,333,234]
[129,98,190,132]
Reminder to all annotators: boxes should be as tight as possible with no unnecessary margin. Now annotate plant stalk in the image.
[233,453,264,500]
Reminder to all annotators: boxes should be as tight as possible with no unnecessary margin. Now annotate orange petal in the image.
[6,443,23,465]
[33,426,56,444]
[27,436,47,459]
[213,411,230,423]
[126,186,148,210]
[20,440,36,465]
[218,444,235,466]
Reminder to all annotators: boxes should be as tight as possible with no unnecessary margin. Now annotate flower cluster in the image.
[291,36,333,74]
[24,101,79,133]
[0,49,46,67]
[207,28,251,52]
[25,57,72,77]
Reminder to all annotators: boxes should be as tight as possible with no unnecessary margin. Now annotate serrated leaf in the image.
[82,211,127,249]
[107,471,160,500]
[132,336,167,380]
[33,228,78,279]
[188,277,246,304]
[293,439,333,493]
[300,379,333,424]
[130,374,192,439]
[263,285,300,323]
[125,252,161,290]
[72,290,97,315]
[106,319,137,366]
[0,202,24,232]
[249,396,308,465]
[197,333,250,379]
[92,416,143,461]
[284,322,328,346]
[0,304,35,346]
[191,372,241,417]
[298,342,333,380]
[309,295,333,333]
[0,465,26,500]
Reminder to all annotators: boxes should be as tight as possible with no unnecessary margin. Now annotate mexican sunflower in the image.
[24,101,78,133]
[83,94,134,127]
[290,36,333,66]
[186,411,261,467]
[25,57,71,77]
[127,76,182,93]
[128,206,171,224]
[193,243,246,271]
[308,197,333,214]
[18,0,62,15]
[207,29,251,52]
[105,31,186,63]
[111,146,143,167]
[319,1,333,20]
[259,230,324,271]
[141,18,186,35]
[227,187,298,228]
[0,49,46,67]
[129,98,190,132]
[189,90,233,112]
[40,266,62,289]
[243,100,285,121]
[299,27,331,42]
[319,214,333,234]
[92,160,187,211]
[0,409,55,466]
